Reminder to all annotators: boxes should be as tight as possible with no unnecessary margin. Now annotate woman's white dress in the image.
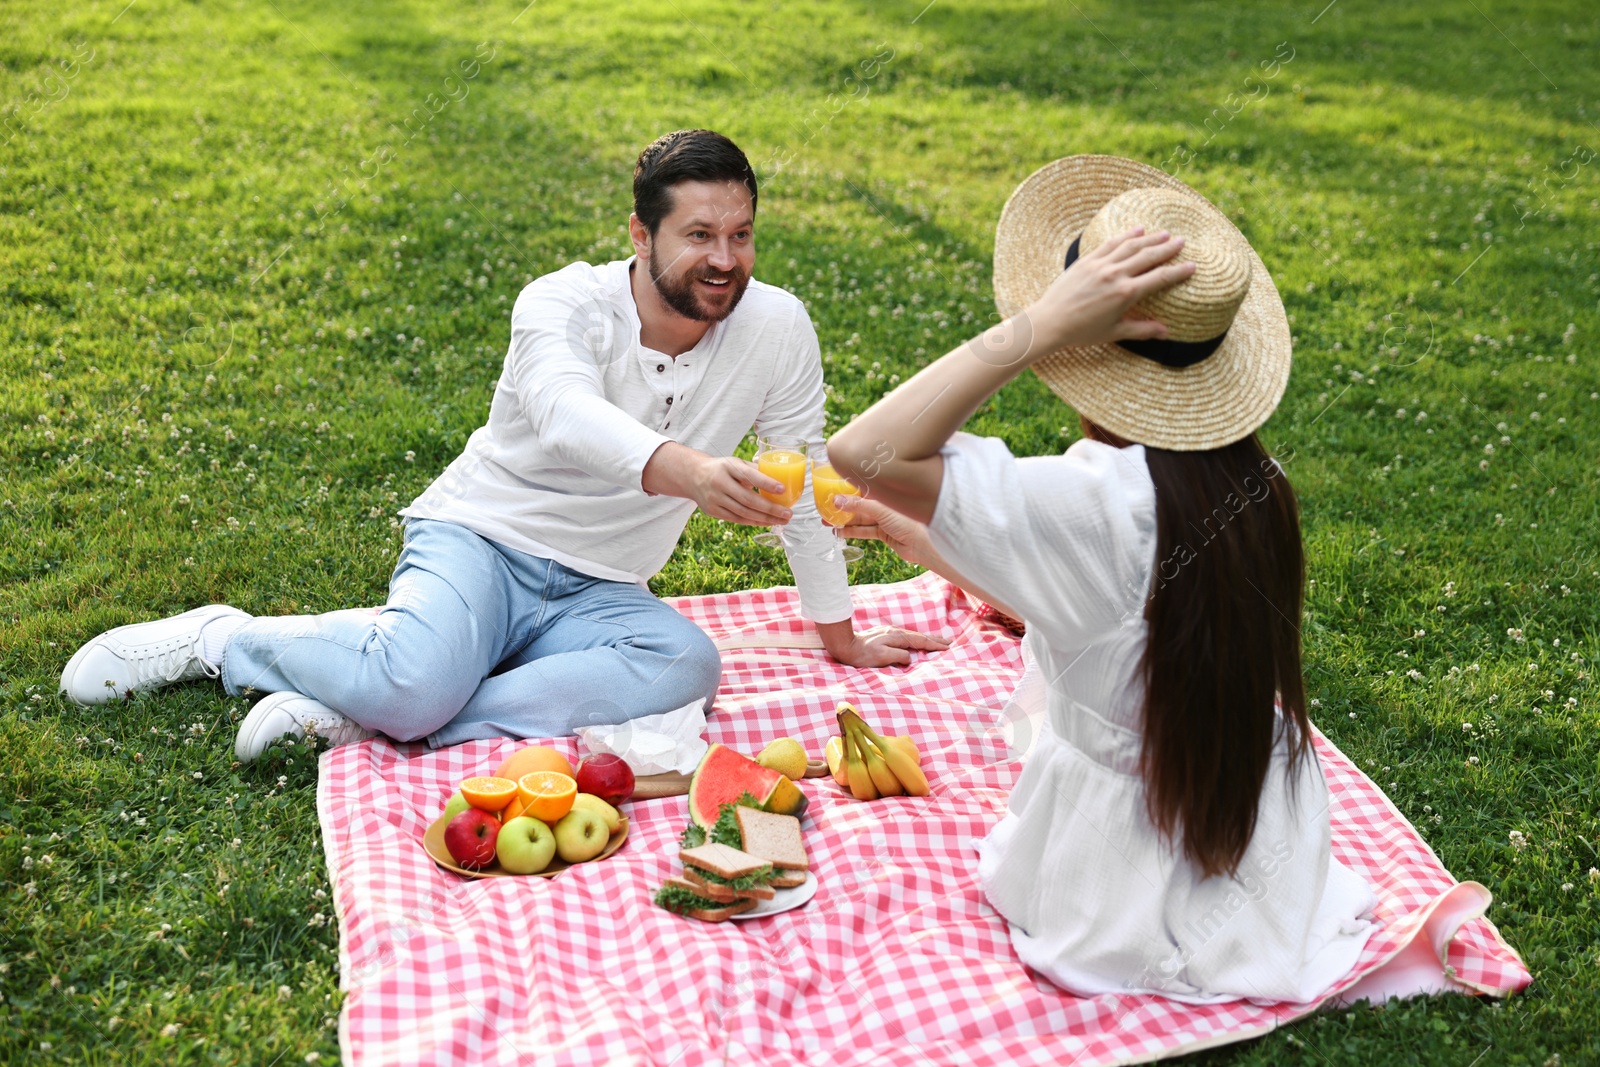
[927,434,1377,1003]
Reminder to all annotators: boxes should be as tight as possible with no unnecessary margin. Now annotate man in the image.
[61,129,943,760]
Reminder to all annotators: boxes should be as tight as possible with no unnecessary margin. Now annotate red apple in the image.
[443,808,499,869]
[575,753,635,805]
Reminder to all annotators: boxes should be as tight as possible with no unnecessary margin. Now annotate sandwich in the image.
[734,807,810,889]
[653,877,758,922]
[678,842,777,902]
[656,798,813,922]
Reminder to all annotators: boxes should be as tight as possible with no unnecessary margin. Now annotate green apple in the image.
[442,791,470,822]
[496,816,557,875]
[553,807,609,863]
[571,792,622,833]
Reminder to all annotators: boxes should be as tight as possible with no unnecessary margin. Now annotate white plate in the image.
[730,870,817,920]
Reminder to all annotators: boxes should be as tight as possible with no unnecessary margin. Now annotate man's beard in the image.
[647,254,750,323]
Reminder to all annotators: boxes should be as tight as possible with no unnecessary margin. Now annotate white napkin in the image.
[573,698,709,776]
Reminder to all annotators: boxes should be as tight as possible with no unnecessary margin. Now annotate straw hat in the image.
[993,155,1290,451]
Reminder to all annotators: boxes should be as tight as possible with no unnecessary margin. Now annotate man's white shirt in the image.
[403,257,852,622]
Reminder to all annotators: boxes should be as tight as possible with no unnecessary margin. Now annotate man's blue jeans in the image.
[219,519,721,746]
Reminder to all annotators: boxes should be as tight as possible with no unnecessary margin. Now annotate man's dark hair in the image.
[633,130,758,234]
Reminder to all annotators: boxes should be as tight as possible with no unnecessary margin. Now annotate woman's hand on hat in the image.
[1023,226,1195,354]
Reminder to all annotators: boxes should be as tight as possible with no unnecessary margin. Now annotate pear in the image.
[570,792,622,833]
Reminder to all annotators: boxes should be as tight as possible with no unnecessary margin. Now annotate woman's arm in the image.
[835,495,1024,620]
[828,227,1194,521]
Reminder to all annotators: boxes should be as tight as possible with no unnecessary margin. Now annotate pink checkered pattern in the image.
[320,573,1530,1067]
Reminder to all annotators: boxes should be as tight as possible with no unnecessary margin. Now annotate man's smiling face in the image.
[641,179,754,323]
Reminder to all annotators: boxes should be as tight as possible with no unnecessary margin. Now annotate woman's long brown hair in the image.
[1085,420,1310,879]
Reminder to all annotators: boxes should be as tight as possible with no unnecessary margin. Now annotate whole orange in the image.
[495,745,575,783]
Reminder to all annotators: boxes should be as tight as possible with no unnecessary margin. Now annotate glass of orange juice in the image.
[753,435,808,547]
[810,445,863,563]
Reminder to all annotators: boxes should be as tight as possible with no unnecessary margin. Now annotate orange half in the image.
[460,776,519,813]
[517,771,577,823]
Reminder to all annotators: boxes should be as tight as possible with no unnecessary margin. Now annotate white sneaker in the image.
[235,691,374,763]
[59,605,248,706]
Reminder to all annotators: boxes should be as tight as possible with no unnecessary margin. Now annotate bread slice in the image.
[654,878,758,922]
[735,807,809,872]
[682,867,776,901]
[677,869,740,902]
[679,842,772,880]
[769,870,808,889]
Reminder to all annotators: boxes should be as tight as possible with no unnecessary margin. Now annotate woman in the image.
[828,156,1375,1003]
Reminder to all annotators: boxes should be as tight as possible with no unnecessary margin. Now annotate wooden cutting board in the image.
[632,759,830,800]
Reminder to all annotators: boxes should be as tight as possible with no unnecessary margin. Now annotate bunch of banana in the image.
[824,702,929,800]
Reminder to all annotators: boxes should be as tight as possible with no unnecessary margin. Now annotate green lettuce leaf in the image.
[654,882,729,915]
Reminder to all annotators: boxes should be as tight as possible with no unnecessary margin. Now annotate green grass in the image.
[2,0,1598,1062]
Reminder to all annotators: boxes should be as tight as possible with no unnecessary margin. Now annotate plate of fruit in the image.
[424,746,635,878]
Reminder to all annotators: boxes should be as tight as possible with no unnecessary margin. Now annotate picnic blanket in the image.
[319,573,1530,1066]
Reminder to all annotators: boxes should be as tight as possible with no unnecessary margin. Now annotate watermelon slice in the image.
[688,744,791,828]
[763,774,808,819]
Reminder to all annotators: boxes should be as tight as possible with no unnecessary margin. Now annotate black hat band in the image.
[1063,236,1227,368]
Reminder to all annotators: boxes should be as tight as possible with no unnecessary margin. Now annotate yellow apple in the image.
[552,808,608,863]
